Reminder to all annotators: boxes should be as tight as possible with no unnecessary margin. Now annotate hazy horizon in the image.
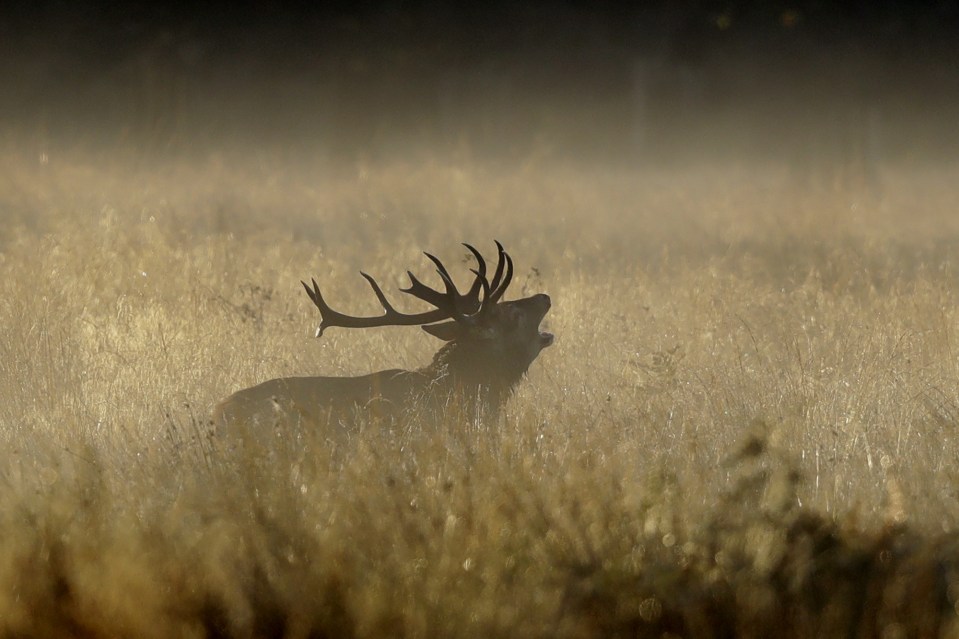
[2,2,957,167]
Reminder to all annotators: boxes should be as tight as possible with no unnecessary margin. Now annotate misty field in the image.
[3,145,959,637]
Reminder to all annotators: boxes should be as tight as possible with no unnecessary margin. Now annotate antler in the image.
[302,242,514,336]
[484,240,514,306]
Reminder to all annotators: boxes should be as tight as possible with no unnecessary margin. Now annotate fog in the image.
[2,3,957,170]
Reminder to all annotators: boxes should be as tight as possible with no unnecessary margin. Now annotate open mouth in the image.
[538,295,553,347]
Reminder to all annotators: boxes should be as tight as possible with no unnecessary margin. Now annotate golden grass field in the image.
[2,144,959,637]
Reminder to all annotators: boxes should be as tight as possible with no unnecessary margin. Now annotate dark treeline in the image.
[2,1,957,162]
[5,1,959,53]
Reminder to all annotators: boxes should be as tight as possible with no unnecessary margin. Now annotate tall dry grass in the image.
[2,144,959,636]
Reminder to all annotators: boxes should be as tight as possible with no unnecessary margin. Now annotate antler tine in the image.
[486,240,507,295]
[302,278,322,307]
[461,243,487,313]
[301,278,342,337]
[359,272,399,313]
[424,252,468,319]
[302,273,454,337]
[423,252,457,291]
[496,252,514,299]
[402,247,486,316]
[470,267,491,303]
[482,242,513,308]
[401,271,449,308]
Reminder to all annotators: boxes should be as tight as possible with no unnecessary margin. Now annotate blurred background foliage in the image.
[1,1,957,164]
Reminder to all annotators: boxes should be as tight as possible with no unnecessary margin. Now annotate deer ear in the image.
[421,321,463,341]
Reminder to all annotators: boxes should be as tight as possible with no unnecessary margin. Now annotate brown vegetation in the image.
[2,145,959,636]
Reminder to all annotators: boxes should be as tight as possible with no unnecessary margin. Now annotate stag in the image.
[213,242,553,434]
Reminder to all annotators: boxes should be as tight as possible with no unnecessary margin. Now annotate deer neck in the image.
[418,340,530,413]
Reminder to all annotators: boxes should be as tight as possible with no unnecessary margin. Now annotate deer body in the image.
[214,369,418,428]
[214,243,552,434]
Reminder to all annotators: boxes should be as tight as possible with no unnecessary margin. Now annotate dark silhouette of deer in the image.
[213,242,553,433]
